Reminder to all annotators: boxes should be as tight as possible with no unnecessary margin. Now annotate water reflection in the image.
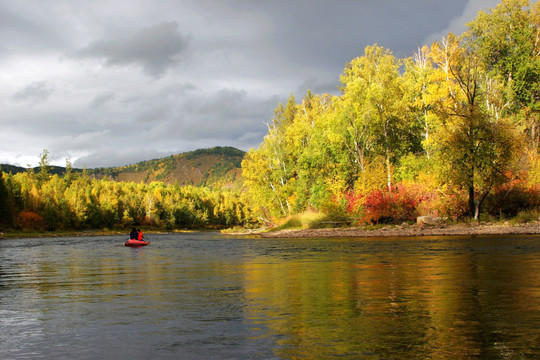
[241,236,540,359]
[0,234,539,359]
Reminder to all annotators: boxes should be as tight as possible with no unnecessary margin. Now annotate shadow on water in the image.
[0,233,539,359]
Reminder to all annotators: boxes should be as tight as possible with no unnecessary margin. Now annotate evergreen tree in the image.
[0,170,13,228]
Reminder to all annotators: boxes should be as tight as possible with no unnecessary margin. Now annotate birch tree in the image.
[340,44,413,190]
[428,35,520,218]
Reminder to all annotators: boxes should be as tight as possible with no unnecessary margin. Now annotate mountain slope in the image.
[1,146,245,188]
[102,147,245,187]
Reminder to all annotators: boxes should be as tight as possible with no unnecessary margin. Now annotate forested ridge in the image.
[242,0,540,224]
[0,147,252,232]
[0,0,538,233]
[1,146,244,188]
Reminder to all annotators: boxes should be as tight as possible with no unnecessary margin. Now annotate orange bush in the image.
[15,210,45,231]
[433,191,468,219]
[347,183,435,224]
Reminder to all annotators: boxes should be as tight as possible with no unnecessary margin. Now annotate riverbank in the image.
[0,229,195,240]
[244,221,540,238]
[3,222,540,240]
[0,229,125,240]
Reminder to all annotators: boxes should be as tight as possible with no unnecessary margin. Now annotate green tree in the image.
[403,45,438,159]
[465,0,540,150]
[294,94,341,210]
[0,170,13,227]
[37,149,51,186]
[340,44,419,190]
[428,35,521,218]
[64,157,76,185]
[242,94,300,217]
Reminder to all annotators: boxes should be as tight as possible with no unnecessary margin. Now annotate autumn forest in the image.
[1,0,539,233]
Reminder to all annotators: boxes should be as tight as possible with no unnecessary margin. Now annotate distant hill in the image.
[1,146,246,188]
[94,146,245,187]
[0,164,78,176]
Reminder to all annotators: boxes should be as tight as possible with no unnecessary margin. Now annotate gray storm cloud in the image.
[0,0,500,168]
[89,92,115,109]
[73,22,190,77]
[12,81,55,104]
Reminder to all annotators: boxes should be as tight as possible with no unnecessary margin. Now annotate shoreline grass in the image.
[0,228,199,240]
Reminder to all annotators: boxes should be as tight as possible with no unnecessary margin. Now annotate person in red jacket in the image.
[137,229,144,241]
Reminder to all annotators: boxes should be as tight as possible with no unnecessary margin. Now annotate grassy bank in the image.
[0,227,207,240]
[221,209,540,236]
[0,229,126,240]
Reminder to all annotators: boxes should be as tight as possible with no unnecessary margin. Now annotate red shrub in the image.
[345,191,364,214]
[348,184,433,224]
[489,179,540,217]
[15,210,45,231]
[363,189,398,224]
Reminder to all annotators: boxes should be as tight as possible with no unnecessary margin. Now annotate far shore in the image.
[0,229,195,240]
[2,222,540,240]
[230,222,540,238]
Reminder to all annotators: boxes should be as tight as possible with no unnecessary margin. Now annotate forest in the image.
[0,161,254,232]
[0,0,538,233]
[242,0,540,224]
[0,146,253,232]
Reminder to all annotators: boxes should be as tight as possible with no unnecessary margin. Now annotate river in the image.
[1,232,539,359]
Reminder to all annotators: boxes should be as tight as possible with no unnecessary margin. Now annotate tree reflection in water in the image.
[242,237,540,359]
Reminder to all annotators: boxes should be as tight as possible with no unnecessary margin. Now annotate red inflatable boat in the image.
[124,239,150,247]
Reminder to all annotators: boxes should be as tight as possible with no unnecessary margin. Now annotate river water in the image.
[1,232,539,359]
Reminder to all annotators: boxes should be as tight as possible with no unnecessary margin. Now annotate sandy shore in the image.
[242,222,540,238]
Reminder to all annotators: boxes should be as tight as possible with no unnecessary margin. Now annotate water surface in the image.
[1,233,539,359]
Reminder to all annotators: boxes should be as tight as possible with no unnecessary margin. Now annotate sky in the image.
[1,0,500,169]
